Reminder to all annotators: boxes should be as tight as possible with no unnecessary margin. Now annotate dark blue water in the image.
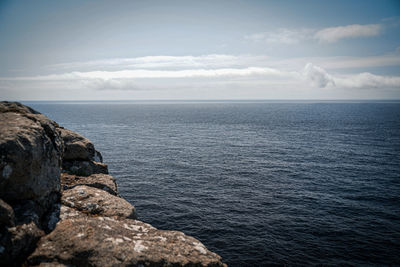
[27,101,400,266]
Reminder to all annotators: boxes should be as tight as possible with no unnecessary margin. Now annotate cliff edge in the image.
[0,101,226,267]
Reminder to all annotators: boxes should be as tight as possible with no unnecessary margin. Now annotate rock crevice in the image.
[0,101,226,267]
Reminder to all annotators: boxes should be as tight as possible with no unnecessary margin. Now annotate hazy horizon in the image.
[1,0,400,100]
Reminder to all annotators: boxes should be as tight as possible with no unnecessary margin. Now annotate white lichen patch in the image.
[60,205,80,220]
[133,240,148,253]
[104,237,124,245]
[156,236,167,242]
[76,233,85,238]
[123,223,141,231]
[2,164,12,179]
[123,236,132,241]
[178,236,186,242]
[193,242,207,254]
[102,225,112,230]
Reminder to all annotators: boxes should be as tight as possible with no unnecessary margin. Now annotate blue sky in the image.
[1,0,400,100]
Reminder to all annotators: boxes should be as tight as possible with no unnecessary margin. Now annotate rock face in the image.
[0,102,62,266]
[61,185,136,219]
[0,102,62,205]
[29,216,224,267]
[0,101,226,267]
[60,127,107,176]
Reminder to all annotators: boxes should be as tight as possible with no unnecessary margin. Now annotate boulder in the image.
[61,173,119,196]
[0,102,62,206]
[28,216,226,267]
[59,128,102,162]
[61,185,136,219]
[59,127,107,176]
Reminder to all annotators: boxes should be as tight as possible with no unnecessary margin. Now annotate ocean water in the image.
[27,101,400,266]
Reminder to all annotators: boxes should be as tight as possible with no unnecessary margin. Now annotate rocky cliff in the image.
[0,101,226,267]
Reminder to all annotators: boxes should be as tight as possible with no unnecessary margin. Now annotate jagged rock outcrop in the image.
[60,128,102,162]
[0,102,62,266]
[0,102,62,206]
[0,101,226,267]
[60,127,107,176]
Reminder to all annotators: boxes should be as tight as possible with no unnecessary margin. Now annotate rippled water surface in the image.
[29,101,400,266]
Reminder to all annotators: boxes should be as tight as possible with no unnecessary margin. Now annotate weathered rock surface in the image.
[60,128,102,162]
[0,102,62,204]
[62,185,136,219]
[28,216,226,267]
[61,173,119,196]
[0,102,226,267]
[60,127,107,176]
[0,102,63,266]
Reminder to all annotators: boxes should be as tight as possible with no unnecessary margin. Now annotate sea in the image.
[25,100,400,266]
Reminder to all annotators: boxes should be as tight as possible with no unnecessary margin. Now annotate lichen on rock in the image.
[28,216,226,267]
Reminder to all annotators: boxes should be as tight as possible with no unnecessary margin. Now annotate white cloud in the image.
[334,72,400,88]
[47,55,244,71]
[4,67,294,81]
[302,63,335,88]
[314,24,382,43]
[301,63,400,89]
[246,23,383,45]
[2,62,399,93]
[1,53,400,101]
[245,28,311,44]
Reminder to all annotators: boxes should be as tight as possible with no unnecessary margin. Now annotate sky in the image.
[0,0,400,100]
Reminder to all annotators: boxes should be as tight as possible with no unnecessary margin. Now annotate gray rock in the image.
[28,216,226,267]
[0,102,62,205]
[62,160,108,176]
[61,173,119,196]
[61,185,136,219]
[0,102,63,266]
[59,127,102,162]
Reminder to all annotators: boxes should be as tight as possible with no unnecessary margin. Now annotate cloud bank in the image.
[245,28,312,44]
[2,61,399,93]
[314,24,382,43]
[246,23,383,44]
